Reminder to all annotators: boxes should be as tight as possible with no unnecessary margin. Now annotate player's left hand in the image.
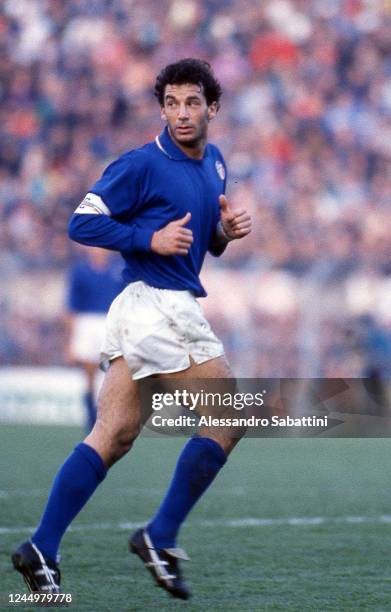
[218,195,252,241]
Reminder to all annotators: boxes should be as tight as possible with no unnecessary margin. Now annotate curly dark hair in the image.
[154,58,222,108]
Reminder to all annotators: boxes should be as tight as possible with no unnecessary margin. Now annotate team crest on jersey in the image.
[215,160,225,180]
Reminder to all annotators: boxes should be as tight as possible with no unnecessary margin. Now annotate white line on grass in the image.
[0,489,50,499]
[2,515,391,536]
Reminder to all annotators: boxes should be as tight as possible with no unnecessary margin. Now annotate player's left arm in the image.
[209,194,252,256]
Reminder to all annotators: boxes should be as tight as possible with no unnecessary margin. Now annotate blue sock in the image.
[84,391,97,432]
[32,443,107,561]
[148,437,226,548]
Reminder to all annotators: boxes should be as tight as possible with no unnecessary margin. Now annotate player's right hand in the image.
[151,212,193,256]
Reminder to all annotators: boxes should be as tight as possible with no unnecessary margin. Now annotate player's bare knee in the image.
[111,421,140,457]
[89,416,140,463]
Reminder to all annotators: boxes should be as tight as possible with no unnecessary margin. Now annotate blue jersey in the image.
[68,127,227,297]
[67,258,126,314]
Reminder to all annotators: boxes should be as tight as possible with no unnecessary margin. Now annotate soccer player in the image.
[12,58,252,599]
[66,245,125,431]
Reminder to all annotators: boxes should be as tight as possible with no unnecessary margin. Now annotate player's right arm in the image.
[69,197,193,256]
[68,192,154,254]
[69,153,193,256]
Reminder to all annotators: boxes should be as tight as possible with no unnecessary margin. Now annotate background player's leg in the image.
[81,362,98,433]
[147,356,241,548]
[32,357,142,561]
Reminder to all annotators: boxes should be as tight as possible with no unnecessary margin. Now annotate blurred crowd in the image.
[0,0,390,377]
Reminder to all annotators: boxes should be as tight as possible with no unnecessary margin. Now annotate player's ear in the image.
[207,101,218,121]
[160,106,167,121]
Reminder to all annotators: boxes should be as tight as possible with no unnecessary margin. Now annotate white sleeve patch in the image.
[74,193,112,216]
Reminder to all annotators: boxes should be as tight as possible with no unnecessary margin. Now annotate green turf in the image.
[1,425,391,611]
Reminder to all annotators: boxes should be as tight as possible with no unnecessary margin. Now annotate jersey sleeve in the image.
[89,152,144,218]
[68,151,154,253]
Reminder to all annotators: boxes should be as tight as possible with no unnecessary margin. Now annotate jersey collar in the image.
[155,126,207,161]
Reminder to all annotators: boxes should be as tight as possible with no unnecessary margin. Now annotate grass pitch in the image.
[1,425,391,611]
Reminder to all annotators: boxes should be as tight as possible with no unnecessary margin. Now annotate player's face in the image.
[161,83,217,151]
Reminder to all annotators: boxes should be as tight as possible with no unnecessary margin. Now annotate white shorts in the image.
[70,313,107,363]
[100,281,225,380]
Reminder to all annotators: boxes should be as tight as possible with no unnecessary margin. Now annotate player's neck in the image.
[177,142,205,160]
[168,128,207,160]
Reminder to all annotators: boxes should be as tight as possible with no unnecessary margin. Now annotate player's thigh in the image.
[156,355,236,411]
[158,355,234,379]
[96,357,146,426]
[156,355,236,414]
[157,356,243,453]
[85,358,147,460]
